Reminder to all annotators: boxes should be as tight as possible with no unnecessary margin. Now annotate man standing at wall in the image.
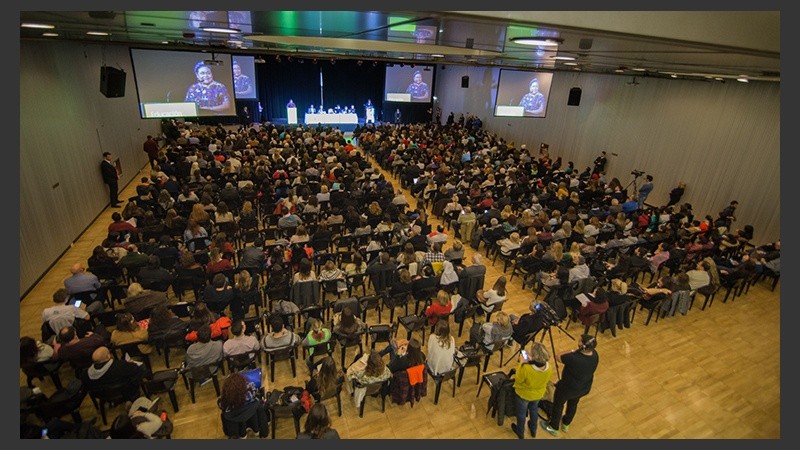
[100,152,120,207]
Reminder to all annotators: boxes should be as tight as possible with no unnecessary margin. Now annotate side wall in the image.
[20,40,159,296]
[434,66,780,244]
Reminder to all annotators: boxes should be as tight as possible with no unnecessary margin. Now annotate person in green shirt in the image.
[303,318,332,373]
[511,342,553,439]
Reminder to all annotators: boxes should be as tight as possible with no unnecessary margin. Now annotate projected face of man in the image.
[195,66,213,85]
[233,63,242,78]
[413,72,423,84]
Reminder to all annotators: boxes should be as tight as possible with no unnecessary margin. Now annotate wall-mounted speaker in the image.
[100,66,126,98]
[461,75,470,88]
[568,87,582,106]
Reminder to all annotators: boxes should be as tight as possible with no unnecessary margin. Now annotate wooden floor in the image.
[19,154,781,439]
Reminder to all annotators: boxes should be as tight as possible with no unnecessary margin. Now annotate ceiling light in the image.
[615,67,626,73]
[227,39,243,45]
[21,22,55,29]
[632,67,647,72]
[42,32,59,37]
[714,77,723,81]
[86,31,109,36]
[551,55,576,61]
[563,62,578,66]
[201,27,240,34]
[736,76,749,83]
[509,36,563,46]
[670,74,678,78]
[431,54,445,58]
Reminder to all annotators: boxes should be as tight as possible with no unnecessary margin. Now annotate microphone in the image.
[611,152,619,156]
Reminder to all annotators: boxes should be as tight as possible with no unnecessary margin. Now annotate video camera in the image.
[631,169,646,177]
[534,301,563,326]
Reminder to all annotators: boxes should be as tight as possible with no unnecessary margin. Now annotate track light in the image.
[330,58,336,65]
[372,61,377,67]
[312,58,317,64]
[357,60,363,66]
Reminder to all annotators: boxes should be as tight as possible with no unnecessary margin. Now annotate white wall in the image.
[20,40,159,296]
[435,66,780,244]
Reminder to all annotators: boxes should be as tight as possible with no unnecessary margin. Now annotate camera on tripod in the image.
[631,169,645,177]
[535,302,562,326]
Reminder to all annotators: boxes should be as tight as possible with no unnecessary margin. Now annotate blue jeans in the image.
[514,393,540,437]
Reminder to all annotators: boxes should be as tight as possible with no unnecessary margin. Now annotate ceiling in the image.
[19,10,780,82]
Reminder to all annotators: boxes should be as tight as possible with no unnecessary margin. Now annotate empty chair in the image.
[141,368,181,412]
[181,360,224,404]
[263,345,298,382]
[427,365,458,405]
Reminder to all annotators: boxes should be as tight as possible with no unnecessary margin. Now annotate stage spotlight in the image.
[372,61,378,67]
[357,60,363,66]
[399,62,404,67]
[275,55,281,62]
[287,56,293,62]
[330,58,336,65]
[410,63,415,68]
[312,58,317,64]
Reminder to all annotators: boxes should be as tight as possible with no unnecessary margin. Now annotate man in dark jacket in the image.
[82,346,146,402]
[100,152,120,207]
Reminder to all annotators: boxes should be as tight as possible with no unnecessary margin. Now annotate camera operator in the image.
[511,300,551,345]
[637,174,654,208]
[541,334,599,437]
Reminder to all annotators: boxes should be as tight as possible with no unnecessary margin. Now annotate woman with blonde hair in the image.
[510,341,552,439]
[189,202,210,226]
[553,220,572,241]
[425,289,456,326]
[572,219,586,237]
[500,204,514,221]
[497,231,522,256]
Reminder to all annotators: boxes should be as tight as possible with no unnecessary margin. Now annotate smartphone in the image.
[41,428,48,438]
[520,350,529,361]
[73,300,82,308]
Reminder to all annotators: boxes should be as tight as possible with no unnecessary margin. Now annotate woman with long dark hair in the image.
[297,403,340,439]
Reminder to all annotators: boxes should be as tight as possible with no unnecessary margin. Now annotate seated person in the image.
[184,324,224,378]
[203,273,235,314]
[41,288,91,343]
[387,337,425,374]
[81,346,146,402]
[223,319,260,359]
[345,351,392,408]
[54,324,110,370]
[261,316,301,350]
[470,311,513,350]
[110,312,153,355]
[476,276,508,314]
[425,289,456,326]
[305,356,344,402]
[426,320,456,376]
[333,306,365,338]
[511,301,548,345]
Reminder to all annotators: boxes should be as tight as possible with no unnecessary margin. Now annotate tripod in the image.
[624,174,642,196]
[504,323,575,378]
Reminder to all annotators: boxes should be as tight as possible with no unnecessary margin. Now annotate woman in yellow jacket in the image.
[511,342,552,439]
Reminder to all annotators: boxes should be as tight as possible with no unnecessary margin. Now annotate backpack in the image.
[486,371,516,425]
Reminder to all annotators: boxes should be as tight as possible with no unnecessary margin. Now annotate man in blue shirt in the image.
[638,175,654,207]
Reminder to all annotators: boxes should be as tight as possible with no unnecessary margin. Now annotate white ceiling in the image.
[19,10,780,82]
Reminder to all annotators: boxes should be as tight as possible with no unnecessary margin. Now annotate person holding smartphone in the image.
[511,342,552,439]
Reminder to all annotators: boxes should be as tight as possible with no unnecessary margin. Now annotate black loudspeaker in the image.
[100,66,126,98]
[461,76,469,88]
[567,87,582,106]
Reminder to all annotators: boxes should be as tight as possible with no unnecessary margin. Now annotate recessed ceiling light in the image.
[201,27,241,34]
[21,22,55,29]
[632,67,647,72]
[670,74,678,78]
[614,68,625,73]
[42,32,59,37]
[551,55,576,61]
[86,31,109,36]
[431,54,445,58]
[398,56,405,59]
[715,77,724,81]
[736,76,749,83]
[510,36,563,46]
[563,62,578,66]
[227,40,243,44]
[161,41,169,44]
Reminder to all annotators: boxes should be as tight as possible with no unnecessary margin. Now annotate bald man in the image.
[82,345,145,402]
[63,262,105,315]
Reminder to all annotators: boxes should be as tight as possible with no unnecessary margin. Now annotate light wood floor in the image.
[20,155,781,439]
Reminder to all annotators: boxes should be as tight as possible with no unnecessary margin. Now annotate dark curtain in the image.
[254,59,386,121]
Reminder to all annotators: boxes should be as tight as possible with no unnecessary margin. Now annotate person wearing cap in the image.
[541,334,600,437]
